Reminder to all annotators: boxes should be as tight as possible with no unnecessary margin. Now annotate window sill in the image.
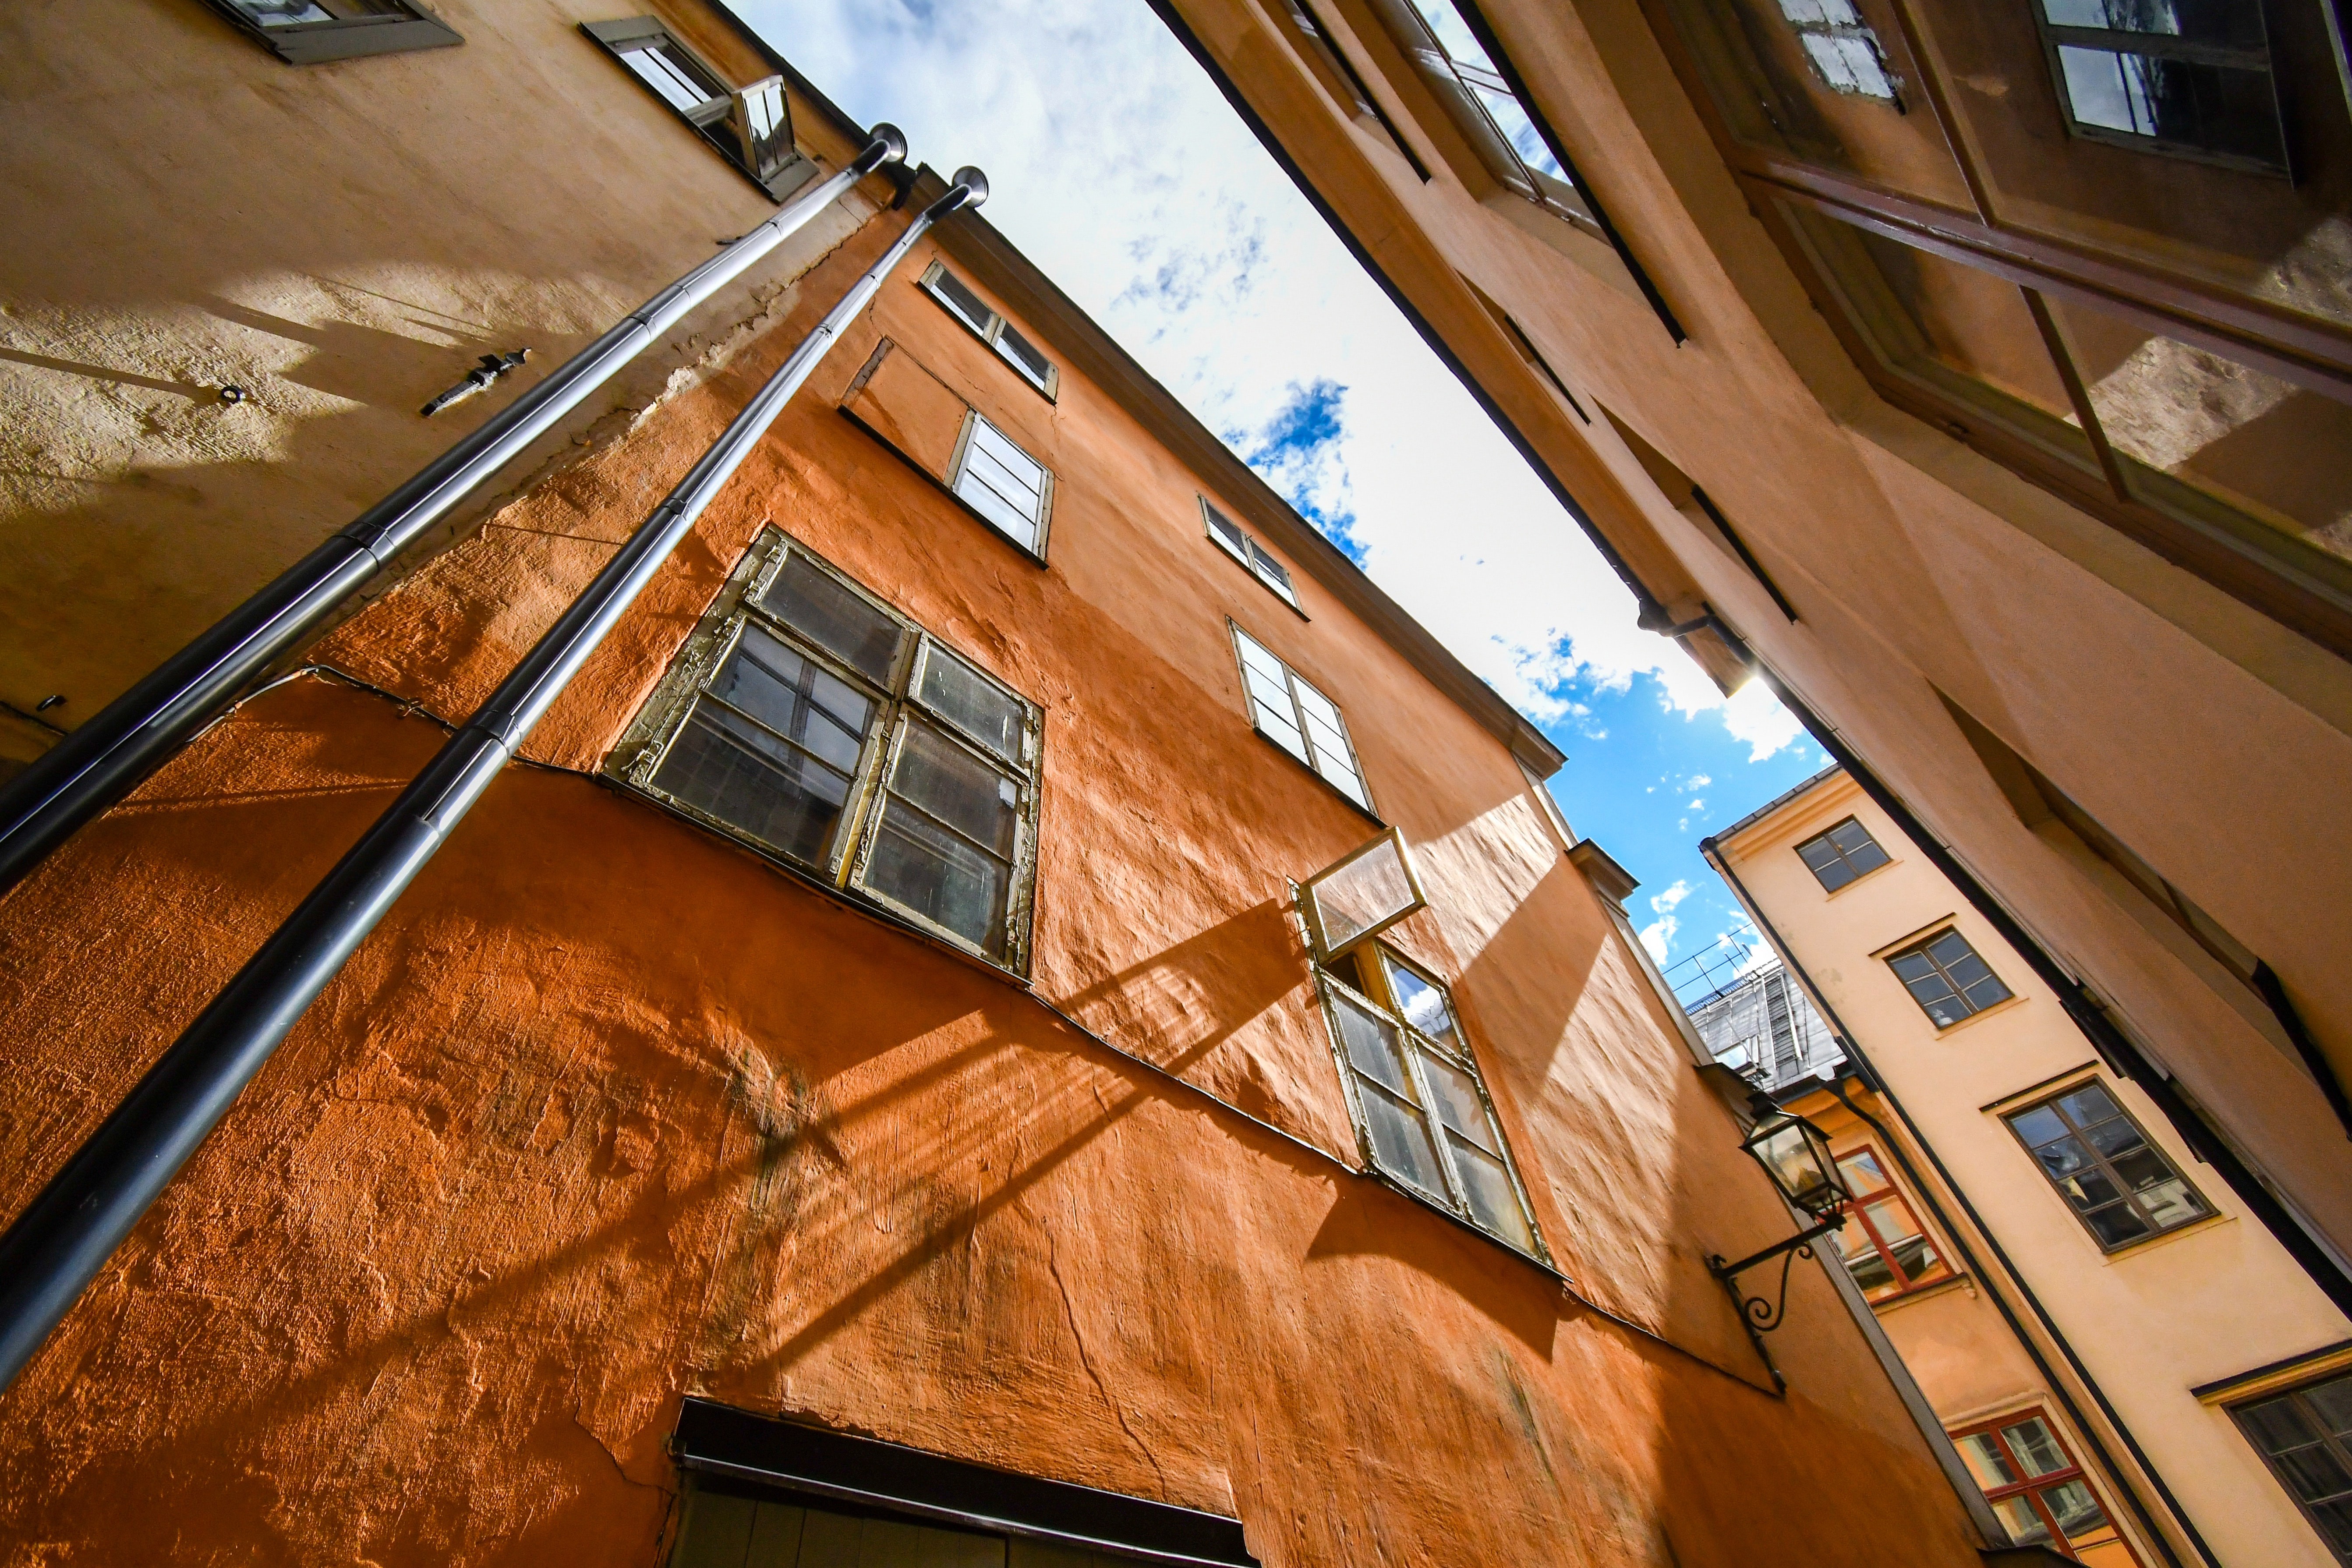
[2094,1209,2232,1264]
[1250,726,1383,826]
[1925,991,2029,1039]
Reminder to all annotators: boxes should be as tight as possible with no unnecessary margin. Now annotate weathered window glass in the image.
[951,414,1053,557]
[2004,1080,2210,1249]
[2231,1372,2352,1561]
[1197,499,1303,611]
[1952,1412,2133,1560]
[1795,814,1891,892]
[2034,0,2288,173]
[917,262,1061,400]
[1886,928,2013,1026]
[612,529,1043,971]
[1313,937,1546,1258]
[1829,1146,1951,1300]
[1230,624,1370,809]
[1299,828,1426,959]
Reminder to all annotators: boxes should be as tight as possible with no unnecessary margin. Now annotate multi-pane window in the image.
[1830,1146,1950,1301]
[1953,1413,2137,1562]
[1775,0,1901,103]
[1199,499,1303,611]
[1315,938,1545,1258]
[1361,0,1604,237]
[202,0,460,62]
[2033,0,2289,174]
[1886,928,2012,1026]
[949,414,1054,559]
[584,19,799,192]
[2004,1081,2210,1250]
[919,262,1060,400]
[611,529,1043,970]
[1796,815,1891,892]
[1230,624,1371,811]
[2232,1371,2352,1563]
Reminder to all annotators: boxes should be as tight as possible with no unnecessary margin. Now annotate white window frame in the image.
[582,18,809,198]
[1199,497,1305,613]
[918,261,1060,401]
[607,527,1044,973]
[1229,622,1372,813]
[202,0,461,64]
[947,411,1055,561]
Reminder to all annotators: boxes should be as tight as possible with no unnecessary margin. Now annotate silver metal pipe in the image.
[0,168,986,1397]
[0,125,908,895]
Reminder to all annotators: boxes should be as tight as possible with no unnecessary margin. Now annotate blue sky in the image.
[750,0,1823,978]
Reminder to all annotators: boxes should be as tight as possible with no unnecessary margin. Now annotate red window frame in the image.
[1952,1411,2141,1564]
[1832,1143,1954,1302]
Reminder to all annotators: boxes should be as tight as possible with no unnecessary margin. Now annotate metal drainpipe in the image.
[1702,839,2213,1568]
[0,168,988,1398]
[0,125,910,899]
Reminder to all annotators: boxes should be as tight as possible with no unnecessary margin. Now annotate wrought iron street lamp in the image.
[1708,1110,1853,1386]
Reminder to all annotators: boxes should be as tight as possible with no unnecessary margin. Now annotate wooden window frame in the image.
[917,261,1060,402]
[198,0,461,64]
[2001,1078,2214,1253]
[1228,621,1376,817]
[1309,935,1551,1262]
[2226,1369,2352,1564]
[1952,1409,2141,1564]
[1830,1142,1954,1302]
[2028,0,2290,177]
[607,528,1044,974]
[1198,497,1307,616]
[1885,927,2013,1027]
[1793,814,1891,892]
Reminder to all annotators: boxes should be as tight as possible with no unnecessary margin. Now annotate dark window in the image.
[202,0,460,63]
[1199,499,1304,612]
[2232,1372,2352,1563]
[583,19,803,196]
[612,530,1043,971]
[1952,1412,2137,1561]
[2033,0,2289,174]
[1886,928,2012,1025]
[2003,1080,2211,1250]
[916,262,1060,400]
[1795,815,1890,891]
[1830,1145,1952,1301]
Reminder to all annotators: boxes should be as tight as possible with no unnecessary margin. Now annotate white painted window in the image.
[1230,624,1370,810]
[1199,498,1302,611]
[950,414,1053,557]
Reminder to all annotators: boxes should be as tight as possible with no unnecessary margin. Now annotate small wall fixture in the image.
[421,350,531,418]
[1709,1109,1852,1388]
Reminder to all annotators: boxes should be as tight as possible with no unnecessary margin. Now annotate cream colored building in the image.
[1705,768,2352,1568]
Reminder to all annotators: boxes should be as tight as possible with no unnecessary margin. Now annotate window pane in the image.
[928,267,997,335]
[2273,1438,2352,1503]
[2306,1376,2352,1437]
[710,627,869,771]
[2040,1479,2108,1538]
[230,0,335,22]
[992,322,1053,390]
[1957,1432,2021,1490]
[1331,987,1414,1097]
[1407,0,1569,183]
[2241,1394,2321,1454]
[916,643,1025,764]
[1447,1133,1534,1249]
[886,721,1019,858]
[863,803,1011,958]
[2082,1115,2145,1160]
[2056,1082,2122,1126]
[1247,541,1298,604]
[622,42,724,114]
[1304,834,1420,954]
[1837,1226,1900,1298]
[1420,1051,1498,1153]
[1826,818,1887,869]
[2055,46,2287,167]
[1992,1496,2052,1547]
[1837,1149,1889,1191]
[758,555,902,684]
[954,463,1040,552]
[1798,837,1857,890]
[1360,1080,1449,1197]
[2002,1417,2068,1479]
[1382,953,1463,1048]
[653,701,855,866]
[969,419,1044,490]
[2084,1200,2154,1246]
[2009,1105,2070,1146]
[1203,503,1250,562]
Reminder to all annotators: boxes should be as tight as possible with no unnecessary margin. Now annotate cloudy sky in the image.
[744,0,1829,988]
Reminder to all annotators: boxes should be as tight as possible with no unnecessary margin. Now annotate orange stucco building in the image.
[0,4,2050,1564]
[1148,0,2352,1360]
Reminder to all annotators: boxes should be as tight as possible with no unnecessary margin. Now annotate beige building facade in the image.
[1150,0,2352,1345]
[1705,767,2352,1568]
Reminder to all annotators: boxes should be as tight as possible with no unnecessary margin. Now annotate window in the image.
[1886,928,2012,1026]
[1361,0,1604,237]
[1314,937,1546,1258]
[1830,1146,1951,1301]
[1953,1412,2140,1563]
[2033,0,2289,174]
[2004,1080,2211,1250]
[918,262,1060,400]
[1795,815,1891,892]
[1199,499,1304,612]
[1230,624,1371,811]
[948,414,1054,558]
[584,19,803,195]
[1271,0,1429,176]
[1776,0,1902,103]
[610,530,1043,970]
[2232,1371,2352,1563]
[202,0,460,63]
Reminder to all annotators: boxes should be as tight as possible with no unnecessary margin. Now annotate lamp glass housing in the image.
[1743,1111,1849,1220]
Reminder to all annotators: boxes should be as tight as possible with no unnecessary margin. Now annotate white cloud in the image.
[754,0,1811,760]
[1689,774,1712,789]
[1639,914,1679,963]
[1649,879,1691,916]
[1687,798,1705,811]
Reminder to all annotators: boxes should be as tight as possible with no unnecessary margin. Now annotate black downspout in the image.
[1705,842,2207,1568]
